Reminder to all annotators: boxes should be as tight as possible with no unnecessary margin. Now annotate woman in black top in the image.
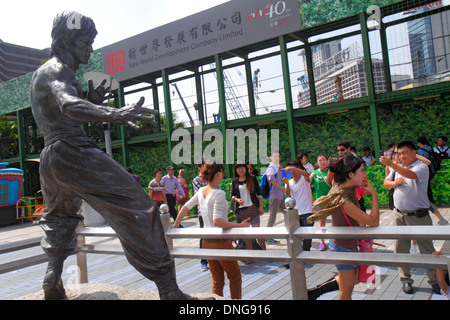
[231,163,266,251]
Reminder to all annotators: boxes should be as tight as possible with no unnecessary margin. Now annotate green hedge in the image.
[115,96,450,210]
[125,156,449,212]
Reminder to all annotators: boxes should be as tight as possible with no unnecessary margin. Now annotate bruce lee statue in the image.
[30,11,192,300]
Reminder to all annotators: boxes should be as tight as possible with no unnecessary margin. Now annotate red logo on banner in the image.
[248,0,273,20]
[248,1,289,21]
[107,51,126,74]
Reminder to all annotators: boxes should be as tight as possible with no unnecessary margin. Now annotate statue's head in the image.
[50,11,97,63]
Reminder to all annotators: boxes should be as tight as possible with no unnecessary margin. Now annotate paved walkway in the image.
[0,207,448,300]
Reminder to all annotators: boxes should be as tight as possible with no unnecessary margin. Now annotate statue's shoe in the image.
[160,289,215,300]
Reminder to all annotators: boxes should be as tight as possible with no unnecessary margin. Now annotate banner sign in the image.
[102,0,301,82]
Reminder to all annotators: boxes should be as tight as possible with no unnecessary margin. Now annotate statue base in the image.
[15,282,226,300]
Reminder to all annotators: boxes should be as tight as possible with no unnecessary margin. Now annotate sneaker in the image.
[432,283,441,295]
[200,262,209,271]
[440,288,450,300]
[318,242,327,251]
[265,238,279,243]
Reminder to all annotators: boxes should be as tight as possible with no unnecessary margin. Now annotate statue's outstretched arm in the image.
[52,73,157,128]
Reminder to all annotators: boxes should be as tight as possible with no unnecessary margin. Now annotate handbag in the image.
[236,204,260,223]
[232,178,260,223]
[358,239,375,283]
[341,207,376,284]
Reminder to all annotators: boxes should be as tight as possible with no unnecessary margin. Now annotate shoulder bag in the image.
[341,206,376,284]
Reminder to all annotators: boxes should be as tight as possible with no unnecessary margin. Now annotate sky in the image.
[0,0,229,50]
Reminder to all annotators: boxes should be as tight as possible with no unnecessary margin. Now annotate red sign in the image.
[107,51,126,74]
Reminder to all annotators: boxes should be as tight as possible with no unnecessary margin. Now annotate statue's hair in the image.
[50,11,97,58]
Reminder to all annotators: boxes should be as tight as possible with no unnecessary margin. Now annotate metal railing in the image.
[0,236,47,275]
[76,201,450,300]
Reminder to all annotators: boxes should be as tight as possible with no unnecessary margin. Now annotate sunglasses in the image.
[338,148,346,152]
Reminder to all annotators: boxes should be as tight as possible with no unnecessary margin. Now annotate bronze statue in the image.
[30,11,191,300]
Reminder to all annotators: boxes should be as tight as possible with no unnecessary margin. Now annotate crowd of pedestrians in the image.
[137,136,449,300]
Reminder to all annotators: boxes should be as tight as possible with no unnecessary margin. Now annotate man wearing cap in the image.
[162,166,186,222]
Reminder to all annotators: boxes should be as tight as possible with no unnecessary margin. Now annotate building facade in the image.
[407,1,450,83]
[298,42,386,108]
[0,40,50,83]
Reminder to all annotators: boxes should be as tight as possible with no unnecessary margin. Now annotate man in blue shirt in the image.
[265,150,286,243]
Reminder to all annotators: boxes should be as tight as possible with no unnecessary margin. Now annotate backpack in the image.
[436,146,450,160]
[260,165,276,199]
[421,147,441,175]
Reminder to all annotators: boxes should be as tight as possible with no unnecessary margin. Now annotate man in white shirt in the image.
[381,140,439,295]
[362,147,375,166]
[283,160,313,251]
[434,136,450,159]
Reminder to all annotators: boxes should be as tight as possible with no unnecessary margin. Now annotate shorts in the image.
[328,240,358,272]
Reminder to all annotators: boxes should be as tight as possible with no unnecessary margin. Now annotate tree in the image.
[0,119,19,159]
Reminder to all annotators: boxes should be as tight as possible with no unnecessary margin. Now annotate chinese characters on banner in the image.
[103,0,301,81]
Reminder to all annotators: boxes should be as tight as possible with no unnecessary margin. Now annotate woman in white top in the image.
[174,161,250,299]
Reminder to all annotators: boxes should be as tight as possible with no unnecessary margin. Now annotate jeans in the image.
[329,240,358,271]
[266,198,285,227]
